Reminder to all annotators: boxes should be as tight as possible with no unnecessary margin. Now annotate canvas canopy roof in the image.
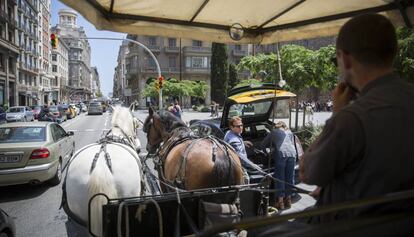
[60,0,413,44]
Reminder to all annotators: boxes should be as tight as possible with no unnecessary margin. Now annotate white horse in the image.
[63,105,145,236]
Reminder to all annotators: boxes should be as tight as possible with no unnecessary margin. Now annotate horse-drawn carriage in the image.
[58,0,414,235]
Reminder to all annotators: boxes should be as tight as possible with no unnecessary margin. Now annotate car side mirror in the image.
[67,131,74,136]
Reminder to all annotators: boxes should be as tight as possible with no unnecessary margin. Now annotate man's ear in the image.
[339,50,352,70]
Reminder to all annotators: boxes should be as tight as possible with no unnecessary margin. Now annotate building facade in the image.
[118,35,248,107]
[16,0,40,106]
[90,66,100,98]
[38,0,54,105]
[113,40,128,101]
[52,9,91,103]
[50,32,68,103]
[0,0,19,108]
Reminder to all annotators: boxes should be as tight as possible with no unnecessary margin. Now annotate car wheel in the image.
[48,159,62,186]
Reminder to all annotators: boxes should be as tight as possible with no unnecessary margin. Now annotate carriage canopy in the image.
[60,0,413,44]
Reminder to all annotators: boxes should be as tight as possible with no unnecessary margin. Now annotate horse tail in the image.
[88,156,118,237]
[211,139,238,187]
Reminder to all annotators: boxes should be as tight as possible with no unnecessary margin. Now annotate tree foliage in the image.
[237,53,278,83]
[211,43,228,104]
[236,44,337,94]
[395,27,414,84]
[142,78,208,99]
[228,63,239,90]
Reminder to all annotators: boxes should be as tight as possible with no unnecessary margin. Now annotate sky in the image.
[51,1,126,97]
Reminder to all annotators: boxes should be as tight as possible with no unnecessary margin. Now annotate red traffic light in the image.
[51,34,56,40]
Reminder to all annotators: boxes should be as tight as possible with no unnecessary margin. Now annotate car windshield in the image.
[89,103,101,107]
[228,101,272,118]
[8,107,24,113]
[0,127,46,143]
[49,107,59,112]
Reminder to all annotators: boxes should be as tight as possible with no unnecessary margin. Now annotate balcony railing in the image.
[146,45,161,52]
[185,67,210,74]
[183,46,211,54]
[165,46,180,53]
[140,67,180,74]
[232,49,247,56]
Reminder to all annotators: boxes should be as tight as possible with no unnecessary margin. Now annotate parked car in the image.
[69,104,80,116]
[49,106,67,123]
[0,122,75,186]
[0,107,6,124]
[31,106,42,120]
[88,102,103,115]
[190,83,297,169]
[0,208,15,237]
[6,106,34,122]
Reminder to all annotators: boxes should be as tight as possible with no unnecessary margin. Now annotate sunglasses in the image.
[233,124,243,128]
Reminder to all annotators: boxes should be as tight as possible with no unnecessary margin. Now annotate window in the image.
[235,44,242,50]
[168,56,176,68]
[192,40,202,47]
[0,53,4,71]
[148,58,156,68]
[192,57,203,68]
[52,65,57,72]
[8,57,13,73]
[51,54,57,61]
[148,36,156,46]
[168,38,176,47]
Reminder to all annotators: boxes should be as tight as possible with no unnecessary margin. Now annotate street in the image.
[0,110,330,237]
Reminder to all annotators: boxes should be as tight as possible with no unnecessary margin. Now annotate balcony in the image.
[126,66,139,74]
[146,45,161,53]
[232,49,247,57]
[183,46,211,55]
[164,46,180,53]
[185,67,210,74]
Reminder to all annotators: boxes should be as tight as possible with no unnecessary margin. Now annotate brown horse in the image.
[143,107,244,190]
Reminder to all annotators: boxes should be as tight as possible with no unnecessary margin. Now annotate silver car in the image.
[87,102,103,115]
[6,106,35,122]
[0,122,75,186]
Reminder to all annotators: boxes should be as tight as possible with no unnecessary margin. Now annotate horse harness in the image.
[155,126,233,190]
[60,136,146,228]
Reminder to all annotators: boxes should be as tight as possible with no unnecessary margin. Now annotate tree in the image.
[395,27,414,84]
[228,63,238,91]
[237,53,278,83]
[211,43,228,104]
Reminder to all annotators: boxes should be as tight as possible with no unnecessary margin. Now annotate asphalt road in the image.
[0,112,117,237]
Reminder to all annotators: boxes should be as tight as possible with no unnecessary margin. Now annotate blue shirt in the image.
[261,128,296,159]
[224,130,261,171]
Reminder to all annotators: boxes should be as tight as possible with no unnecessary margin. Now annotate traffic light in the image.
[158,76,164,89]
[154,81,160,90]
[50,33,58,49]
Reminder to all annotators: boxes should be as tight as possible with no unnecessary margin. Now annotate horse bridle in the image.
[145,116,169,151]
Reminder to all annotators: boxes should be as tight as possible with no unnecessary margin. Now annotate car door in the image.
[25,106,33,121]
[50,124,68,164]
[56,124,73,162]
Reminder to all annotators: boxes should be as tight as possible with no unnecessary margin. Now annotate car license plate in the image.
[0,155,22,163]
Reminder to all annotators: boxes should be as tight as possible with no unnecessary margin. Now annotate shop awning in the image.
[60,0,414,44]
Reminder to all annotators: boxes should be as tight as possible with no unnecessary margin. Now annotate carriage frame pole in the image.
[59,36,163,111]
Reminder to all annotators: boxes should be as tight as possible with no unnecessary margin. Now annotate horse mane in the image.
[111,106,135,137]
[159,110,187,133]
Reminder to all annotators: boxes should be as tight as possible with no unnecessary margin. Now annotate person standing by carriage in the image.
[299,13,414,223]
[224,116,263,183]
[261,121,297,210]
